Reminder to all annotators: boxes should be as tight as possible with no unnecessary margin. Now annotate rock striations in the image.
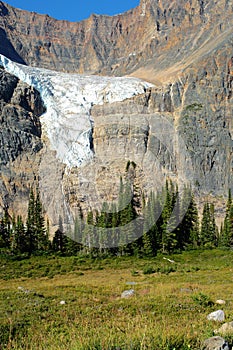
[0,0,232,231]
[0,0,232,81]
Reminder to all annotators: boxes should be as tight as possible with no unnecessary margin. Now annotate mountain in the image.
[0,0,232,80]
[0,0,232,232]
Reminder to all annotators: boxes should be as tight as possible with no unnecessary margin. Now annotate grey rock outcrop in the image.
[0,68,44,166]
[0,67,45,215]
[0,67,76,228]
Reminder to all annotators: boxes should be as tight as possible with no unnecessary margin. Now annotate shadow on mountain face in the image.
[0,28,26,64]
[0,2,8,16]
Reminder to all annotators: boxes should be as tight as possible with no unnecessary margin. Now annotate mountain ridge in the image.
[0,0,232,231]
[0,0,232,80]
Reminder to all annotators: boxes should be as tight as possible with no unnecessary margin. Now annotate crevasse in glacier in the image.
[0,54,153,167]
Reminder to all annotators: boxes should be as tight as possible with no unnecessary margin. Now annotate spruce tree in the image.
[83,210,96,254]
[52,229,65,253]
[200,202,217,247]
[161,180,177,253]
[0,209,11,249]
[221,190,233,246]
[26,188,36,254]
[26,187,48,254]
[117,180,136,254]
[178,188,199,249]
[13,215,26,254]
[35,188,48,251]
[142,191,160,256]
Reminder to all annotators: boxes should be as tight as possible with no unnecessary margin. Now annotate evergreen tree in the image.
[82,210,96,254]
[12,215,26,254]
[142,192,160,256]
[200,202,217,247]
[221,189,233,246]
[229,204,233,245]
[116,179,136,254]
[209,203,218,245]
[26,187,48,254]
[52,229,65,253]
[161,180,177,253]
[0,209,11,249]
[73,208,85,246]
[26,188,36,254]
[52,215,66,253]
[178,188,199,249]
[35,188,48,251]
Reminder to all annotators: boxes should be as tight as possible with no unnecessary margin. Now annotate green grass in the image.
[0,249,233,349]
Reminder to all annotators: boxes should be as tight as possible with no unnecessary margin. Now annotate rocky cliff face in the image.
[0,0,232,229]
[0,67,44,216]
[0,0,232,79]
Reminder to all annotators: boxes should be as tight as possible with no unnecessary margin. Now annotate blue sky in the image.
[4,0,140,22]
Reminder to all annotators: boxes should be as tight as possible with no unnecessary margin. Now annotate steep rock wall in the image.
[0,0,232,80]
[0,67,44,215]
[0,67,72,226]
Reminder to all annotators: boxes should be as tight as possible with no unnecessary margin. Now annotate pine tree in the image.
[13,215,26,254]
[109,203,119,254]
[161,180,178,253]
[35,188,48,251]
[229,204,233,245]
[200,203,209,246]
[178,188,199,249]
[142,191,160,256]
[119,183,137,255]
[221,190,233,246]
[52,229,65,253]
[26,187,48,254]
[0,209,11,249]
[209,203,218,246]
[26,188,36,254]
[200,202,217,247]
[82,210,96,254]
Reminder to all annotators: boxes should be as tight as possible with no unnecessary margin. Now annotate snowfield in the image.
[0,54,153,167]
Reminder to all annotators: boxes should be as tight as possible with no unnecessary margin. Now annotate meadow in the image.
[1,249,233,349]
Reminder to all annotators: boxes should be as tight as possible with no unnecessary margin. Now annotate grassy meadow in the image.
[1,249,233,349]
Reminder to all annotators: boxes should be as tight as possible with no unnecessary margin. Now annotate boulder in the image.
[215,321,233,335]
[202,336,229,350]
[215,299,226,305]
[207,310,225,322]
[121,289,135,298]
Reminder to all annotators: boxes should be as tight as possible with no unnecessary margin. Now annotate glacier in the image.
[0,54,153,167]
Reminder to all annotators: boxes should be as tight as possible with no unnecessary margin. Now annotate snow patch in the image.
[0,54,153,167]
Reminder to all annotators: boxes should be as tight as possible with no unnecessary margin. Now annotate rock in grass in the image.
[18,286,30,294]
[121,289,135,298]
[215,299,226,305]
[215,321,233,335]
[207,310,225,322]
[202,336,229,350]
[60,300,66,305]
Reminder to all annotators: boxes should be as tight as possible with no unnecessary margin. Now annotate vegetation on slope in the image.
[1,250,233,349]
[1,182,233,258]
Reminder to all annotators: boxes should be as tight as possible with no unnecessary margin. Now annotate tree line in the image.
[0,183,233,257]
[72,180,233,256]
